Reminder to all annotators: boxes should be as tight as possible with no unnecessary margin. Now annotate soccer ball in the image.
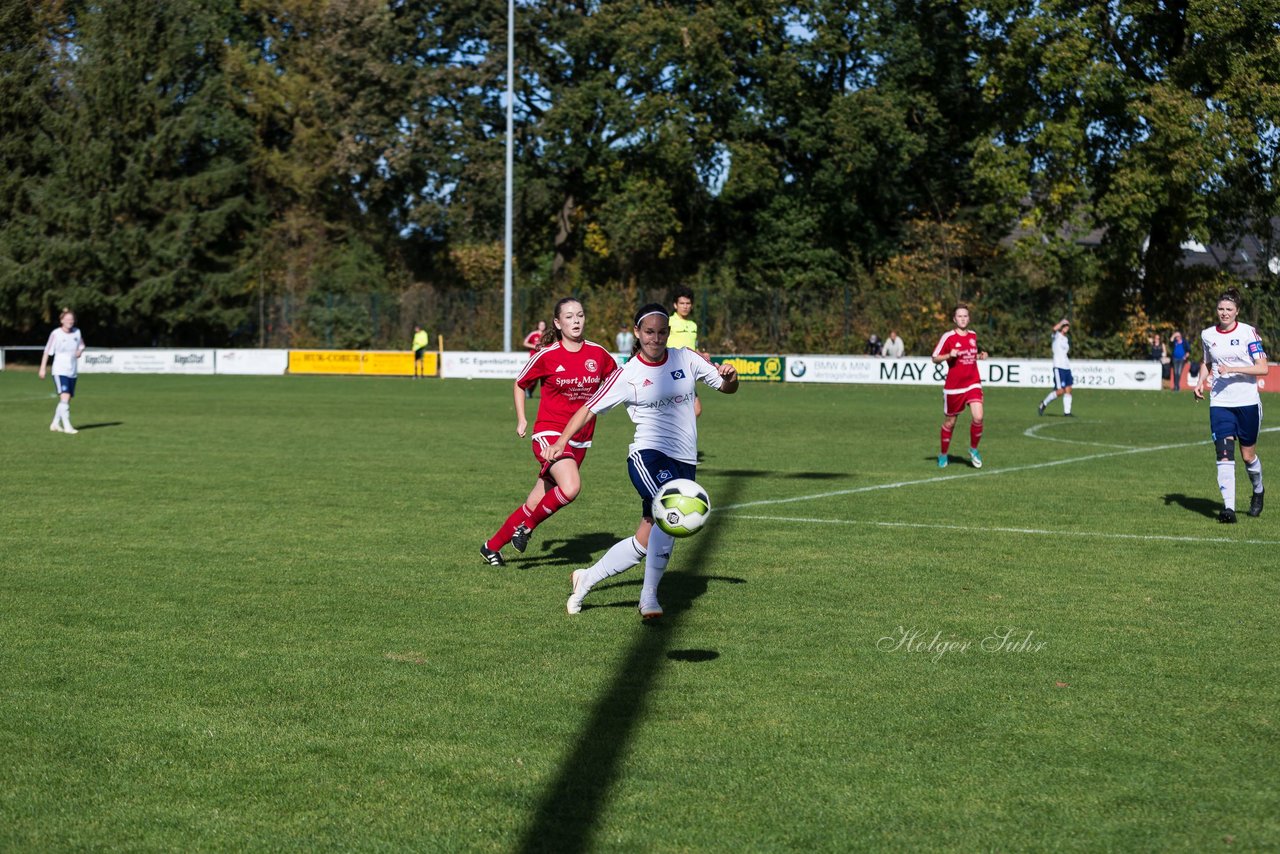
[652,478,711,538]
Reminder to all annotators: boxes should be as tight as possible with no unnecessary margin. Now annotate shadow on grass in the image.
[74,421,124,431]
[1162,493,1220,519]
[514,478,746,854]
[525,531,628,568]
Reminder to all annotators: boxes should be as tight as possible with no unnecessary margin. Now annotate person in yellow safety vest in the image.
[412,325,430,378]
[668,288,703,417]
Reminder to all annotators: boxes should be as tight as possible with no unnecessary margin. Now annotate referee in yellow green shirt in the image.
[669,288,702,417]
[412,325,430,378]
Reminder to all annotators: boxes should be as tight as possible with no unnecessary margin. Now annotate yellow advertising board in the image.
[288,350,438,377]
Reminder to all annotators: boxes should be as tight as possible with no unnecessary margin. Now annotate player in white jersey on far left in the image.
[38,307,86,434]
[1038,318,1074,416]
[1194,287,1267,523]
[543,303,739,620]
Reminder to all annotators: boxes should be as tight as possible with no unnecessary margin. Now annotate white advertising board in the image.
[784,356,1161,391]
[79,349,216,375]
[441,351,531,380]
[215,349,288,375]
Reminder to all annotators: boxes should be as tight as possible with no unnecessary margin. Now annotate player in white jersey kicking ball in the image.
[38,307,86,434]
[543,303,738,620]
[1194,287,1267,523]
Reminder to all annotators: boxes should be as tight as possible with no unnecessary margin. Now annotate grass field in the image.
[2,370,1277,851]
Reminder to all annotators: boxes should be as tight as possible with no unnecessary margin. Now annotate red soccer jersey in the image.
[932,329,982,391]
[516,341,617,445]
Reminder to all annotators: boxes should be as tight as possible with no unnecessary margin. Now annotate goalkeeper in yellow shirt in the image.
[668,288,703,417]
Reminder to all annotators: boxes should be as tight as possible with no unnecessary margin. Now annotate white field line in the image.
[1023,420,1138,449]
[725,514,1280,547]
[719,426,1280,512]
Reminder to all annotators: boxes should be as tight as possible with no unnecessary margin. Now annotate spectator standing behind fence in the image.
[615,324,635,359]
[866,334,882,356]
[1170,331,1188,391]
[1149,333,1169,387]
[412,324,430,379]
[522,321,547,398]
[881,331,904,358]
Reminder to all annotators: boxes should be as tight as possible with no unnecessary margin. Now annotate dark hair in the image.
[542,297,583,347]
[632,303,669,355]
[633,303,668,327]
[1218,287,1241,308]
[672,287,694,304]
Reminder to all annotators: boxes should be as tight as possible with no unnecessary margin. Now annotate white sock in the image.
[641,528,674,604]
[1246,457,1263,493]
[583,536,646,588]
[1217,460,1236,510]
[1041,391,1056,408]
[1063,393,1072,415]
[56,402,71,429]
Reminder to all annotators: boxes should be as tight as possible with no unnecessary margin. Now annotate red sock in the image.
[526,486,574,530]
[970,422,983,449]
[940,425,954,454]
[486,505,531,551]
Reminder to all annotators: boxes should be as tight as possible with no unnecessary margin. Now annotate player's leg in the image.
[49,385,63,432]
[1209,407,1239,521]
[521,458,581,539]
[1040,370,1063,415]
[939,408,958,467]
[568,515,650,615]
[967,400,984,467]
[1238,404,1263,517]
[55,380,76,433]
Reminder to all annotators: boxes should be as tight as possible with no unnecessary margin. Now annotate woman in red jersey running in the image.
[481,298,617,565]
[931,303,988,468]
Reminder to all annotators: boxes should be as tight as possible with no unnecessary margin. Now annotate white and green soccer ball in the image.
[652,478,711,538]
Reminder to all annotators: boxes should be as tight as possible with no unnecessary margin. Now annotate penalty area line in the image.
[723,514,1280,547]
[720,427,1280,512]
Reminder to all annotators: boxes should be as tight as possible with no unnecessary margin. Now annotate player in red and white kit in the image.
[931,303,988,468]
[481,298,617,565]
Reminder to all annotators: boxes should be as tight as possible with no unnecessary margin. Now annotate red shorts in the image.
[943,386,983,417]
[532,437,588,478]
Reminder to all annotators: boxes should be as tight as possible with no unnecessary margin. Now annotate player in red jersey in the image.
[481,298,618,565]
[931,303,988,468]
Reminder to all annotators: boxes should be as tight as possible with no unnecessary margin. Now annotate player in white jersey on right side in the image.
[38,307,86,434]
[1193,287,1267,523]
[1038,318,1074,416]
[543,303,739,620]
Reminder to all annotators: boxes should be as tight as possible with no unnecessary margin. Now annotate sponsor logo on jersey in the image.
[670,369,686,379]
[642,378,653,387]
[585,359,598,372]
[556,364,566,372]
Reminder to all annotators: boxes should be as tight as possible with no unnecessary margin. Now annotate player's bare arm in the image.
[513,381,529,437]
[543,405,596,461]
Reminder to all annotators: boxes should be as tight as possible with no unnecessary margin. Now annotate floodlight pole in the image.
[502,0,515,352]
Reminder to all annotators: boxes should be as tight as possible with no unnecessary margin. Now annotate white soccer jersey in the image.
[1051,331,1070,369]
[45,327,84,377]
[1201,321,1266,407]
[586,347,725,464]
